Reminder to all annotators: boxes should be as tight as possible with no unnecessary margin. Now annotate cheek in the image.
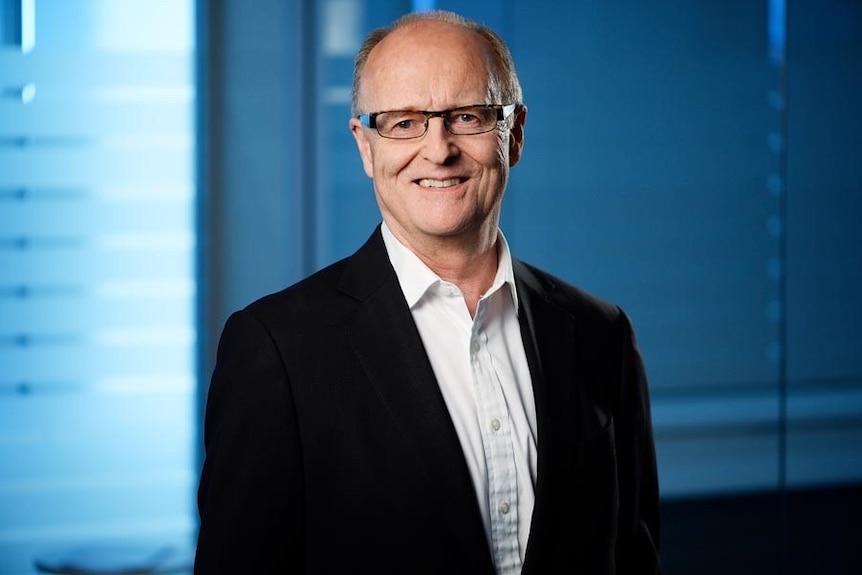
[372,146,413,180]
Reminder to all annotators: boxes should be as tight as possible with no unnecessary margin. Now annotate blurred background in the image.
[0,0,860,573]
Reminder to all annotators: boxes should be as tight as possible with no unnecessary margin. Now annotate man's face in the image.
[349,21,525,253]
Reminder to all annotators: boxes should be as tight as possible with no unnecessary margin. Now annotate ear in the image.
[508,105,527,167]
[349,118,375,178]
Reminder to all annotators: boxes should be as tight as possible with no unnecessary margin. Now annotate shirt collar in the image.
[380,221,520,313]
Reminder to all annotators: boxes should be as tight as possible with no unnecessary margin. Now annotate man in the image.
[195,10,660,575]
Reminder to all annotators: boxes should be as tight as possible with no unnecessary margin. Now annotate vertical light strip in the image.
[768,0,786,66]
[20,0,35,53]
[767,0,787,486]
[768,0,788,571]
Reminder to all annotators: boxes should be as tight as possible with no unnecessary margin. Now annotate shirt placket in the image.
[471,297,521,574]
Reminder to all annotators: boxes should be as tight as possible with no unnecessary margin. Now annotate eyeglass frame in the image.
[356,103,520,139]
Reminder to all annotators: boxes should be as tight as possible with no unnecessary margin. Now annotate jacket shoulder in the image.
[245,257,350,318]
[243,226,391,323]
[514,259,624,327]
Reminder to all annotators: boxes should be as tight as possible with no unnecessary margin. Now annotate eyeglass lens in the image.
[374,106,501,139]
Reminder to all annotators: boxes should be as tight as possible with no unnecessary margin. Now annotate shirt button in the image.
[498,501,511,514]
[471,339,480,352]
[490,418,501,432]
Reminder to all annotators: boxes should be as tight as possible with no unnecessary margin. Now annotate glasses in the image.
[358,103,518,140]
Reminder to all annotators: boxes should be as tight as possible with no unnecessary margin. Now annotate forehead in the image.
[360,21,492,109]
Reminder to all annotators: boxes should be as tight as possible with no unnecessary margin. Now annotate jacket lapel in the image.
[514,261,582,571]
[337,228,494,573]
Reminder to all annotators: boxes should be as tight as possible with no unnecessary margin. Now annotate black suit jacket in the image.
[195,227,661,574]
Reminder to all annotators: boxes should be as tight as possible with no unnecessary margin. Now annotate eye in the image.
[394,119,418,130]
[451,111,482,126]
[377,111,426,137]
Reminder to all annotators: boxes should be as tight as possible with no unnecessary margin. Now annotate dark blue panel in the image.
[785,0,862,382]
[507,1,778,391]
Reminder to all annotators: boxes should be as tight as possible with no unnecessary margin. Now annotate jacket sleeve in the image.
[614,308,662,574]
[194,310,305,573]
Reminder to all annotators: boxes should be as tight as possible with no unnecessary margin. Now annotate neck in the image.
[388,223,500,318]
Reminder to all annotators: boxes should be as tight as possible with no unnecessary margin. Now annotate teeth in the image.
[418,178,461,188]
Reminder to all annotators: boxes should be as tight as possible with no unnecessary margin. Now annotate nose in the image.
[421,117,459,164]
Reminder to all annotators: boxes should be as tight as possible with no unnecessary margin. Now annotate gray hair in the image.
[351,10,523,116]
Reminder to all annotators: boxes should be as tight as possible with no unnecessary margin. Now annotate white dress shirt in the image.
[381,223,538,575]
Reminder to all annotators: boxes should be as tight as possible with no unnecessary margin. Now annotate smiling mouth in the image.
[416,178,463,188]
